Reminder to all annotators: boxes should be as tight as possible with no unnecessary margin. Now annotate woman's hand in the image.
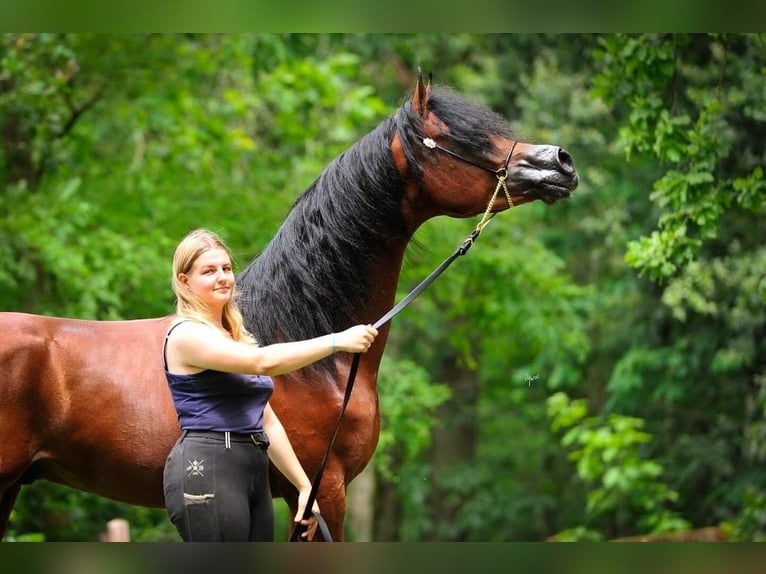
[294,487,321,540]
[334,324,378,354]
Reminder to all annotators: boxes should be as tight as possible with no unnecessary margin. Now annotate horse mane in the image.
[235,86,515,377]
[236,117,407,376]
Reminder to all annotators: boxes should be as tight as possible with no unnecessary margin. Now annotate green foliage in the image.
[593,34,766,282]
[374,356,451,540]
[376,356,451,481]
[380,205,592,540]
[8,482,179,542]
[548,392,690,538]
[550,526,605,542]
[1,178,170,318]
[395,213,592,391]
[723,488,766,542]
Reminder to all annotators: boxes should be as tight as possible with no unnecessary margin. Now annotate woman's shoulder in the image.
[167,318,218,340]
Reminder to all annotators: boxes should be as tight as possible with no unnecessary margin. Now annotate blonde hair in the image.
[172,228,254,343]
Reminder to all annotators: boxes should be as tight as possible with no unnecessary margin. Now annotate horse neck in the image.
[237,119,413,357]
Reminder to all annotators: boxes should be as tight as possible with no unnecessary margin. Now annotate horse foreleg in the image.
[0,481,22,542]
[314,475,347,542]
[278,474,347,542]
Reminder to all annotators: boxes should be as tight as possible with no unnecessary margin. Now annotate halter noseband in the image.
[422,136,516,180]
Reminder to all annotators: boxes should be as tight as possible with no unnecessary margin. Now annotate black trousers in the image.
[163,430,273,541]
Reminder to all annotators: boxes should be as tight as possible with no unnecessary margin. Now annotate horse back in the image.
[0,312,179,503]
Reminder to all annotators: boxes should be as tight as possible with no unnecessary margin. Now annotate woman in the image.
[162,228,378,541]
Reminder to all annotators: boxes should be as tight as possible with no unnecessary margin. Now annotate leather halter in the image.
[422,135,517,182]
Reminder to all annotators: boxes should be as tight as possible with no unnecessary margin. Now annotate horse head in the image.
[393,68,578,227]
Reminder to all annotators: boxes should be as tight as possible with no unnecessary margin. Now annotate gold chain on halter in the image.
[474,172,514,235]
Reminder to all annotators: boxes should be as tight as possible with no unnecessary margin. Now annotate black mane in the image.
[235,86,515,376]
[236,118,407,356]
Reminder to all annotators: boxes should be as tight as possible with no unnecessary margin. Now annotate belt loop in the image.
[225,431,231,450]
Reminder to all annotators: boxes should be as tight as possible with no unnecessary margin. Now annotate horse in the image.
[0,71,578,541]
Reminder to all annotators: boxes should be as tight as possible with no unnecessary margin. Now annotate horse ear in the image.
[412,67,432,117]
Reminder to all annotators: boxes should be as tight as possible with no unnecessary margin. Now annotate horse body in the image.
[0,74,578,540]
[0,314,177,506]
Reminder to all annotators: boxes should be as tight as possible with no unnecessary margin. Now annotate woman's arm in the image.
[167,321,377,376]
[263,403,319,540]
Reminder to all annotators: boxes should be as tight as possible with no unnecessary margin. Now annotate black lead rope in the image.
[289,139,517,542]
[288,228,487,542]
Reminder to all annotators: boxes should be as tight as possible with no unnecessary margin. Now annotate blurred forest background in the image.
[1,33,764,542]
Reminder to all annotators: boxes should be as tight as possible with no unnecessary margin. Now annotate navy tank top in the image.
[163,321,274,433]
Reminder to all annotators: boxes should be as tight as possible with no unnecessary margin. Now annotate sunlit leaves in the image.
[548,392,690,536]
[376,357,451,481]
[594,34,766,283]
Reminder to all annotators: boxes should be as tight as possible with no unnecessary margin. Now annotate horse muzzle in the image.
[509,145,579,204]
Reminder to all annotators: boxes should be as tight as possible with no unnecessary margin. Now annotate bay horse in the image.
[0,72,578,541]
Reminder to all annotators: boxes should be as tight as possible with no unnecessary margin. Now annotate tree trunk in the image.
[423,359,479,541]
[345,462,376,541]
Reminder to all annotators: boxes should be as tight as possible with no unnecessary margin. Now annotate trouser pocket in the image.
[164,437,220,541]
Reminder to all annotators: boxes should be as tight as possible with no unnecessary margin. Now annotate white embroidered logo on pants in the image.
[186,459,205,477]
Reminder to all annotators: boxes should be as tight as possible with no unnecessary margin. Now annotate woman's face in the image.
[180,247,234,310]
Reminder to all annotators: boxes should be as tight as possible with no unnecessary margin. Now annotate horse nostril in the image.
[557,148,574,172]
